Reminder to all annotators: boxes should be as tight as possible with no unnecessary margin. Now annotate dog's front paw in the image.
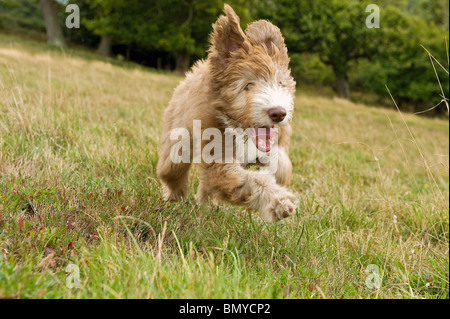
[260,188,298,222]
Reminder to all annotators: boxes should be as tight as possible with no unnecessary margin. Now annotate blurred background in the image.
[0,0,448,115]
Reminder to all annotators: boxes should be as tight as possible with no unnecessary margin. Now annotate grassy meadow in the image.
[0,34,448,299]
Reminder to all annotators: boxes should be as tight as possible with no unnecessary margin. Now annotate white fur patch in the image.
[251,83,294,126]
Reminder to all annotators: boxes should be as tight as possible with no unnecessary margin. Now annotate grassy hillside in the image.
[0,34,448,299]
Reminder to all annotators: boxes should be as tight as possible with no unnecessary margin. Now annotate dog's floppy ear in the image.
[245,20,288,60]
[210,4,247,67]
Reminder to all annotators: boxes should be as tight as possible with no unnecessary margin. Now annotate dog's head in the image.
[208,4,295,152]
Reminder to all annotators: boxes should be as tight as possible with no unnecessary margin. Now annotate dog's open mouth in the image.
[247,126,278,152]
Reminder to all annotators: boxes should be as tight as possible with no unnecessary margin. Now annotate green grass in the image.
[0,33,448,299]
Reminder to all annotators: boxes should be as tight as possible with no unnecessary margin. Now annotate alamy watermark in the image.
[169,120,280,174]
[366,4,380,28]
[365,264,382,289]
[65,4,80,29]
[66,263,80,288]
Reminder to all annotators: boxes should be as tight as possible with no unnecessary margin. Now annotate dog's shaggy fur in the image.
[157,5,298,222]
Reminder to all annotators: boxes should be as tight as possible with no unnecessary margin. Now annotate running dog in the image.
[157,4,298,222]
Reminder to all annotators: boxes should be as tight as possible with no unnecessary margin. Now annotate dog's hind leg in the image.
[195,166,216,204]
[157,131,191,201]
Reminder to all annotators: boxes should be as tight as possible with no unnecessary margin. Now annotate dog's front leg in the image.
[198,163,298,222]
[274,146,293,187]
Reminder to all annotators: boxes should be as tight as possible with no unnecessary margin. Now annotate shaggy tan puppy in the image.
[157,4,298,222]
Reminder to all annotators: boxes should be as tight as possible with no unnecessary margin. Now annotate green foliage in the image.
[0,0,45,33]
[83,0,251,57]
[289,53,334,86]
[391,0,449,27]
[253,0,374,77]
[352,6,449,111]
[252,0,448,110]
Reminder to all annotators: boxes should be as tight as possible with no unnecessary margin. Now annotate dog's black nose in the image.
[268,107,287,122]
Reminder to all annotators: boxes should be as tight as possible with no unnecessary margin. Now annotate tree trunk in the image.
[334,71,351,100]
[175,50,190,74]
[97,36,112,57]
[157,58,162,70]
[39,0,65,47]
[126,46,131,61]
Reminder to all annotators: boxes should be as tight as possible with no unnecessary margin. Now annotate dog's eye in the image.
[244,82,254,91]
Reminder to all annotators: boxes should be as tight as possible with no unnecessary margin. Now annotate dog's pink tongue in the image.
[248,127,277,152]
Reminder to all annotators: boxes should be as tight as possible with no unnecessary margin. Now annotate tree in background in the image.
[354,6,449,113]
[39,0,65,47]
[252,0,448,109]
[0,0,46,34]
[84,0,252,73]
[252,0,377,100]
[402,0,449,28]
